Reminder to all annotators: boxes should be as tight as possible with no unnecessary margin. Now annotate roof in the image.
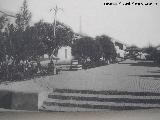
[111,38,127,46]
[0,9,16,18]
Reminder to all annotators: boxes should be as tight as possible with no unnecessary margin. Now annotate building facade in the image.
[112,39,127,58]
[56,46,74,64]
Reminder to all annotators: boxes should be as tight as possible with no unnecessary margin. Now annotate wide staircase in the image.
[39,88,160,112]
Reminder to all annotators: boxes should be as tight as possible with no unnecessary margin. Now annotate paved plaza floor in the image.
[1,59,160,111]
[1,59,160,93]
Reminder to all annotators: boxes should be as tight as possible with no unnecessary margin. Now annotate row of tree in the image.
[0,0,74,66]
[72,35,117,64]
[0,0,75,81]
[0,0,117,67]
[142,46,160,63]
[0,0,118,81]
[127,45,160,63]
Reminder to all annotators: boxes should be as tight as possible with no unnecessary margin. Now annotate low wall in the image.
[11,92,38,111]
[0,90,12,109]
[0,90,48,111]
[38,91,49,109]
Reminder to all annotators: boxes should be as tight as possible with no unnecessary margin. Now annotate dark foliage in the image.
[72,36,102,63]
[96,35,117,61]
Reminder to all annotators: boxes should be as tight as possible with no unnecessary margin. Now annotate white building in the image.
[112,39,127,58]
[41,46,74,65]
[56,46,74,64]
[56,33,84,64]
[42,33,84,65]
[56,37,127,64]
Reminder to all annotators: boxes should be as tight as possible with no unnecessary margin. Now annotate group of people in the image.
[0,58,58,82]
[0,60,35,81]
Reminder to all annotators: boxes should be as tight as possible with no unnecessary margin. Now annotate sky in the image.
[0,0,160,47]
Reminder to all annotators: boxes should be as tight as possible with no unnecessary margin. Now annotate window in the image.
[65,49,68,59]
[115,42,123,50]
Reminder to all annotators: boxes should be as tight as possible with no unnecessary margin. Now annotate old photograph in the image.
[0,0,160,113]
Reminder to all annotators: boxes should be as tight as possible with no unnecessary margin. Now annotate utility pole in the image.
[50,5,63,37]
[79,16,82,34]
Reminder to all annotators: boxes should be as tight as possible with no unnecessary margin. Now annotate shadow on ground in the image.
[123,60,160,79]
[148,70,160,74]
[129,75,160,79]
[119,60,159,67]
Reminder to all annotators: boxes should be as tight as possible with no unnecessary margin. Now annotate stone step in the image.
[40,98,160,111]
[48,94,160,104]
[49,92,160,100]
[44,98,160,107]
[39,105,103,112]
[40,88,160,111]
[53,88,160,96]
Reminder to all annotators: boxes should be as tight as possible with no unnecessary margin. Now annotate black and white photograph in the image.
[0,0,160,118]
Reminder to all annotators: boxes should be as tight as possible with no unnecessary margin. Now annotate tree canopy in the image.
[72,36,102,62]
[33,20,74,56]
[0,0,118,65]
[0,0,75,64]
[96,35,116,60]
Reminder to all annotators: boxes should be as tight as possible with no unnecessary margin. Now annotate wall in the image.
[115,46,126,58]
[0,90,12,109]
[0,90,47,111]
[112,38,127,58]
[57,46,74,64]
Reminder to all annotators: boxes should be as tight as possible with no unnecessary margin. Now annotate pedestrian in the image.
[37,60,42,74]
